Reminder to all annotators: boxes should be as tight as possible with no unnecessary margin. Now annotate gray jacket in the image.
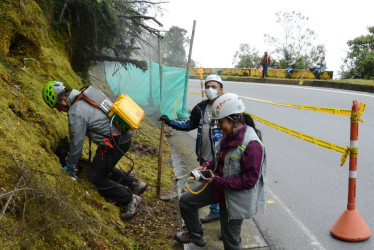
[288,59,296,68]
[317,59,327,72]
[65,91,135,168]
[218,126,267,220]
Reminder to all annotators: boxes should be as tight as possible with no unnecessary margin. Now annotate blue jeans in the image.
[285,67,294,78]
[261,64,268,77]
[209,203,220,216]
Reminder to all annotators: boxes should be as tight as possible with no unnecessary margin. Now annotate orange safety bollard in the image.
[330,99,371,241]
[198,67,205,100]
[200,78,205,100]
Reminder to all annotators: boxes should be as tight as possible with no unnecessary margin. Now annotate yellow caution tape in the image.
[240,96,353,116]
[246,112,351,166]
[188,91,366,119]
[187,91,364,166]
[188,91,203,95]
[351,103,366,123]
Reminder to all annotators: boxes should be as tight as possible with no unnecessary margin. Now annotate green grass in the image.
[335,78,374,86]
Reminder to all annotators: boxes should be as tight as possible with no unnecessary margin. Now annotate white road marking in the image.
[267,188,327,250]
[189,79,374,98]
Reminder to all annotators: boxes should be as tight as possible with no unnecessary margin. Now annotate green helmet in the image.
[42,81,65,108]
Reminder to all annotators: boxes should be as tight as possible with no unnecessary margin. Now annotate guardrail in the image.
[190,68,333,79]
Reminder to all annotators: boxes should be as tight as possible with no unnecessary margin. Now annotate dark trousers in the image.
[179,184,243,249]
[309,67,321,79]
[88,140,137,206]
[199,158,220,216]
[262,64,268,78]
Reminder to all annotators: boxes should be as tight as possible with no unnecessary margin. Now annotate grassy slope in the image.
[0,1,178,248]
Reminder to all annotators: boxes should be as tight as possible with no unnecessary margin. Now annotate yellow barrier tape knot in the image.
[340,147,359,166]
[340,147,350,166]
[350,147,358,158]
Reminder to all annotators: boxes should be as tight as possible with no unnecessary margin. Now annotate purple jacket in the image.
[203,125,263,208]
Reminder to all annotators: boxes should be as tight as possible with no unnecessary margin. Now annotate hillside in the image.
[0,0,179,248]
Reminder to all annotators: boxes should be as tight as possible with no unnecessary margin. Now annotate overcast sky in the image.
[153,0,373,78]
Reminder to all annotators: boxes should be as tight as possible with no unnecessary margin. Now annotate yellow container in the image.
[109,94,144,132]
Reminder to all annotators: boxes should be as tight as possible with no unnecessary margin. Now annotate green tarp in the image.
[104,61,189,120]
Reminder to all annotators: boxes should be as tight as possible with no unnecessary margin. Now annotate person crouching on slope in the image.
[42,81,148,221]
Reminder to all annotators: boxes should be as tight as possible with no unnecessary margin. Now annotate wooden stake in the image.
[156,120,165,197]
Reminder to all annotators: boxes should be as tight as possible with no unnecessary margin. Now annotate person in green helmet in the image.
[42,81,148,221]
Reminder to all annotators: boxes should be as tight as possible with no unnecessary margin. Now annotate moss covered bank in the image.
[0,0,179,248]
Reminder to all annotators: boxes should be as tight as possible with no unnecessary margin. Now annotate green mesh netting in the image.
[104,61,189,120]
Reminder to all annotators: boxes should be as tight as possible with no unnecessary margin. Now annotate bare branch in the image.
[58,0,69,22]
[92,55,148,70]
[0,188,32,199]
[0,176,25,221]
[126,1,168,4]
[118,14,163,27]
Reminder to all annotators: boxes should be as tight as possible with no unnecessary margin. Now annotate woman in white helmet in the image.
[175,93,267,250]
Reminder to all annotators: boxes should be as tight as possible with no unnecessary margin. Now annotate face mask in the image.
[205,88,218,100]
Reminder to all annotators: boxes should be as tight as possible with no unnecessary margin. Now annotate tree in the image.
[340,26,374,79]
[232,44,260,68]
[161,26,190,68]
[264,11,326,69]
[36,0,164,76]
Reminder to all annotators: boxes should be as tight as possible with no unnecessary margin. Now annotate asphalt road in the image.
[186,79,374,250]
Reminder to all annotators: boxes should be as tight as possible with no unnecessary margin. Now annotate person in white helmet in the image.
[174,93,267,249]
[159,74,224,223]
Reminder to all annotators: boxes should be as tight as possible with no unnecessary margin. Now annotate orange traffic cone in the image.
[330,99,371,241]
[330,209,370,241]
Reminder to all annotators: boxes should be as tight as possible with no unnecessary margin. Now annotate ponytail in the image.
[242,113,262,140]
[229,113,262,140]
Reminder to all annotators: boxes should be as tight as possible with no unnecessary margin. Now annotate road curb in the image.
[189,75,374,93]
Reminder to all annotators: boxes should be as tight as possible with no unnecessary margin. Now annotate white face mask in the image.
[205,88,218,100]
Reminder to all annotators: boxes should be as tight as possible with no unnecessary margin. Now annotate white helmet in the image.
[205,74,223,87]
[212,93,245,119]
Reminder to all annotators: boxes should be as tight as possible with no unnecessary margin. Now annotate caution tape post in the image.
[197,67,205,100]
[330,99,371,241]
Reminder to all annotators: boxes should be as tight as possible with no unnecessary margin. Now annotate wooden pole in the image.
[186,20,196,71]
[158,31,163,103]
[148,39,154,106]
[182,20,196,117]
[156,120,165,197]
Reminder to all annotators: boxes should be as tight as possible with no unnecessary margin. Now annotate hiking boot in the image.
[174,230,206,247]
[120,195,142,221]
[63,166,78,181]
[200,214,219,223]
[132,181,148,195]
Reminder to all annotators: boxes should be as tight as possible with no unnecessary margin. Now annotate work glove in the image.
[62,165,78,181]
[158,115,171,126]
